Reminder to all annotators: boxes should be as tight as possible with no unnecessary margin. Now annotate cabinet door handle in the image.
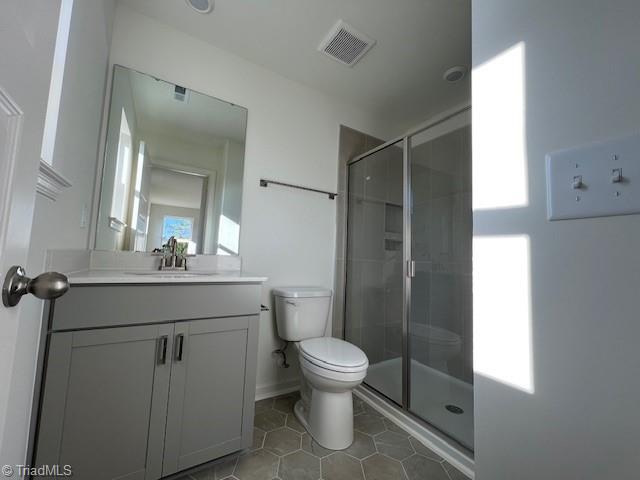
[174,334,184,362]
[157,335,168,365]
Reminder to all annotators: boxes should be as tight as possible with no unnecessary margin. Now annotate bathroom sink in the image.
[124,271,221,277]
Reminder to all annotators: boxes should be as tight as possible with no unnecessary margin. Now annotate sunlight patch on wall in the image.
[41,0,74,165]
[474,234,534,393]
[217,215,239,255]
[473,42,528,210]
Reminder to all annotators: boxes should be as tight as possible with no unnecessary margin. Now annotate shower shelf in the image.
[384,232,403,251]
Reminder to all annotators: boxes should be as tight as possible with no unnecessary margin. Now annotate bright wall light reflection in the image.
[473,42,528,210]
[217,215,239,255]
[474,235,534,393]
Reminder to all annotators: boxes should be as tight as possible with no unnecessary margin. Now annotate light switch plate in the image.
[546,133,640,220]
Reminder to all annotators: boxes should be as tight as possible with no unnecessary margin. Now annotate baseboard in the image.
[354,386,475,479]
[254,379,299,401]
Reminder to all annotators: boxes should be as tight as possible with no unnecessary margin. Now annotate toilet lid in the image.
[273,286,332,298]
[299,337,368,373]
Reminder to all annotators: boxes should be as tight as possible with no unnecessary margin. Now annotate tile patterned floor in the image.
[180,392,470,480]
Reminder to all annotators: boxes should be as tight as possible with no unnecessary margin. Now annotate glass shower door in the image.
[345,140,404,405]
[408,117,473,449]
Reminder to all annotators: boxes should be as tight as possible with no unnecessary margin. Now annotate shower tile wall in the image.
[410,125,472,383]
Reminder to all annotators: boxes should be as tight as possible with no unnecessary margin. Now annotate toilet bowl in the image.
[294,337,368,450]
[273,287,369,450]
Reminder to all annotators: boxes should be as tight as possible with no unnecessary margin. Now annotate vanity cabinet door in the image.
[35,324,174,480]
[162,316,253,476]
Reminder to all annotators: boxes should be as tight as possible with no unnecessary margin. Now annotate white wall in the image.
[29,0,115,258]
[23,0,115,462]
[473,1,640,478]
[109,4,386,395]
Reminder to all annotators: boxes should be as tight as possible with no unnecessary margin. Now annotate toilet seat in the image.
[299,355,368,383]
[299,337,368,374]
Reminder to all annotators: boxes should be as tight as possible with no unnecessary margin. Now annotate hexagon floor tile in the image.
[176,391,470,480]
[279,450,320,480]
[373,430,414,461]
[362,453,408,480]
[263,427,302,456]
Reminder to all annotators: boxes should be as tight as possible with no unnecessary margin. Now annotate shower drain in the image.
[445,404,464,415]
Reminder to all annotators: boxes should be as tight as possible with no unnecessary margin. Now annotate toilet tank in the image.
[273,287,332,341]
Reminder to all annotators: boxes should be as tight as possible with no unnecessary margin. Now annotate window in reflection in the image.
[130,141,150,254]
[147,168,205,254]
[162,216,194,244]
[110,108,132,227]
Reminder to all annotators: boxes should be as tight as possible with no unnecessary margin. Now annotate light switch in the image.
[571,175,583,189]
[546,133,640,220]
[611,168,622,183]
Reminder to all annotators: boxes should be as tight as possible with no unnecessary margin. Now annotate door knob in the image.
[2,266,69,307]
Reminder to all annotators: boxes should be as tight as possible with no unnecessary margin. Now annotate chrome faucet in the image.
[159,236,188,270]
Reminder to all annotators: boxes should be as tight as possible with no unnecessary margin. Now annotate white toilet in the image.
[273,287,368,450]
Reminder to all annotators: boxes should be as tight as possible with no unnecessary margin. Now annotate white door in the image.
[0,0,63,468]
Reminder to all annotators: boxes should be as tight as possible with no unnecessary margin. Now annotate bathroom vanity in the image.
[34,272,266,479]
[29,61,263,478]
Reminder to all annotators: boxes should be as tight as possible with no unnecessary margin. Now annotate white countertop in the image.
[66,269,268,285]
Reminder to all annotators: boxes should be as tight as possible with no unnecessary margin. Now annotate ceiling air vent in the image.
[173,85,189,103]
[318,20,375,67]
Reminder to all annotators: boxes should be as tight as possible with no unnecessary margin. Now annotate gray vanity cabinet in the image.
[34,283,261,480]
[163,316,257,476]
[36,323,174,480]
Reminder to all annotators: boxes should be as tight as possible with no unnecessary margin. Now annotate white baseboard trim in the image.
[354,386,475,479]
[254,380,299,401]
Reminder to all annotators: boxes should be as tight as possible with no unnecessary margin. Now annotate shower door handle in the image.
[407,260,416,278]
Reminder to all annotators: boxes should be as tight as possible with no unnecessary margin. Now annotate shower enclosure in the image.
[344,108,473,450]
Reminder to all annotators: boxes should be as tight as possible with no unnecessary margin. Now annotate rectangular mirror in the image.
[95,65,247,255]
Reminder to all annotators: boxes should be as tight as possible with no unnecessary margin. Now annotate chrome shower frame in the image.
[343,104,472,451]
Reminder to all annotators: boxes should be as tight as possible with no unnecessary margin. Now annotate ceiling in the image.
[126,66,247,146]
[150,167,204,209]
[119,0,471,133]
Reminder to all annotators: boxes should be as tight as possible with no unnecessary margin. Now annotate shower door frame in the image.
[343,104,472,450]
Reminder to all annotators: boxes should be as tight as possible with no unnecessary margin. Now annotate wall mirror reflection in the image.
[95,65,247,255]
